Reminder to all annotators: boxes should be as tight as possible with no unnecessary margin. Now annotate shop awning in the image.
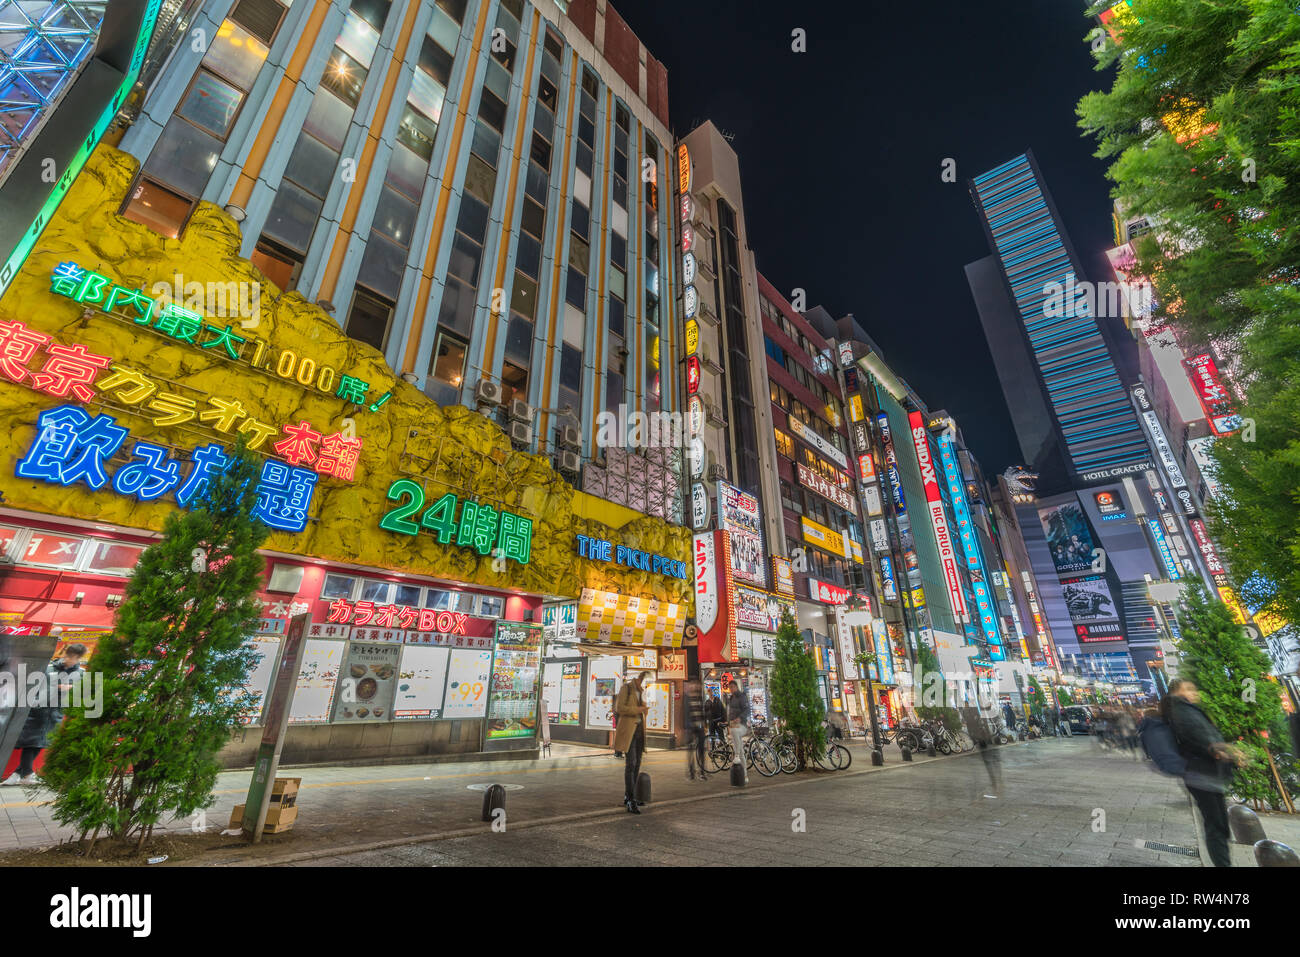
[577,587,691,648]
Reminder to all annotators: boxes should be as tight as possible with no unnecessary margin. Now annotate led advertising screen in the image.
[1038,502,1098,575]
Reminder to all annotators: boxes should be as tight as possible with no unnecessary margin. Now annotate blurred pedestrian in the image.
[727,679,749,783]
[684,678,707,780]
[706,690,726,745]
[1162,679,1246,868]
[961,705,1003,797]
[614,672,649,813]
[3,643,85,787]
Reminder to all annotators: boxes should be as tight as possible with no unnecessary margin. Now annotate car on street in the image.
[1062,705,1095,734]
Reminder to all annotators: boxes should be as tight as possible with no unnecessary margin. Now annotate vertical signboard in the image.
[938,433,1003,658]
[877,413,907,514]
[716,481,766,587]
[694,530,736,662]
[908,413,968,620]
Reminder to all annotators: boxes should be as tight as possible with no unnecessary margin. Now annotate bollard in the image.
[900,745,912,762]
[481,784,506,823]
[1227,803,1267,845]
[1254,839,1300,867]
[729,762,746,787]
[635,771,652,805]
[871,748,884,766]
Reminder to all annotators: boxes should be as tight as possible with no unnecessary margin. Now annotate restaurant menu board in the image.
[443,649,492,718]
[486,622,543,740]
[586,655,623,730]
[542,661,582,725]
[748,671,769,725]
[238,636,282,725]
[332,641,401,723]
[393,645,450,720]
[645,681,671,732]
[289,639,345,724]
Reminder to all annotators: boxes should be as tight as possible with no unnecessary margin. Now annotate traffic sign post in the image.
[241,612,307,843]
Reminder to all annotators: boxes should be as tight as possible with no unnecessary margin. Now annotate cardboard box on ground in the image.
[230,777,302,833]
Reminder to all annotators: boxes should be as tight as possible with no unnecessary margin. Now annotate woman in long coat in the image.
[613,672,647,813]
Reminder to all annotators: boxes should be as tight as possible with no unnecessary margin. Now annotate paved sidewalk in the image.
[0,737,1227,866]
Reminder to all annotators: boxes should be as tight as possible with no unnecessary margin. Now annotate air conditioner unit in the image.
[706,462,727,482]
[698,297,720,326]
[699,343,722,373]
[474,379,502,406]
[557,449,581,474]
[509,420,533,445]
[704,399,726,426]
[509,398,532,422]
[558,425,581,450]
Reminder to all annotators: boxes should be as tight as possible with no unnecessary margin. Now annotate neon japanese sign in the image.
[50,262,392,413]
[326,599,470,632]
[939,432,1003,657]
[377,479,532,566]
[17,405,318,532]
[909,412,968,620]
[0,318,362,481]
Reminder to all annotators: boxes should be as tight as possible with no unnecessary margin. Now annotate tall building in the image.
[967,151,1148,493]
[0,0,699,766]
[116,0,678,470]
[966,152,1191,686]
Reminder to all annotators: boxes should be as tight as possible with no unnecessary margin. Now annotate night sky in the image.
[609,0,1118,476]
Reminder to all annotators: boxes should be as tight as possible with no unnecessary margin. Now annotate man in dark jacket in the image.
[706,692,726,743]
[727,680,749,781]
[1163,679,1245,868]
[2,644,86,786]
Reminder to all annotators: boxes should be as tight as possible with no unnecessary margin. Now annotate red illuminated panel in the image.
[1183,353,1239,435]
[686,356,701,395]
[0,524,20,561]
[23,532,87,568]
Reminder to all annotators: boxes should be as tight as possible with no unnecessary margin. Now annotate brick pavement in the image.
[3,736,1271,866]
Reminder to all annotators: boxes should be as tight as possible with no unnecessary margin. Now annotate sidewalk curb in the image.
[210,749,967,867]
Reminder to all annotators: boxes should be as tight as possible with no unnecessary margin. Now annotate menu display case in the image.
[486,622,542,740]
[332,641,401,722]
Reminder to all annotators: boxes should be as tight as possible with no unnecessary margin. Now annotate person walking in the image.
[961,705,1003,798]
[706,690,726,746]
[726,679,749,783]
[1162,679,1246,868]
[614,672,649,813]
[3,643,86,787]
[683,678,707,781]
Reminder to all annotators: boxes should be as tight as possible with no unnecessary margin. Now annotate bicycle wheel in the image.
[707,742,731,774]
[752,741,781,777]
[833,743,851,770]
[935,734,952,755]
[778,744,798,773]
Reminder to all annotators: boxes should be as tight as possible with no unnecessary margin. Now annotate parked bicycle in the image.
[708,726,782,777]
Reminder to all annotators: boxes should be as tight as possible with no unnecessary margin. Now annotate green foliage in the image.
[1173,580,1284,803]
[769,610,825,767]
[1077,0,1300,629]
[1056,687,1073,706]
[1026,678,1047,716]
[41,439,269,848]
[913,642,962,732]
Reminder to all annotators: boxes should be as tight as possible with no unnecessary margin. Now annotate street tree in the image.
[769,609,825,769]
[41,439,270,852]
[1173,579,1284,805]
[1077,0,1300,630]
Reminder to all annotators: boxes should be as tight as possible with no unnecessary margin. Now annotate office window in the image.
[511,274,538,319]
[538,75,558,112]
[250,237,301,291]
[502,361,528,409]
[262,181,322,253]
[345,289,394,352]
[397,102,438,160]
[176,70,244,138]
[506,315,533,366]
[144,116,222,197]
[302,89,352,151]
[431,331,468,387]
[566,268,587,310]
[774,428,794,460]
[355,232,405,298]
[611,232,626,266]
[608,292,625,338]
[420,33,455,87]
[409,68,446,123]
[320,48,367,107]
[521,197,545,239]
[121,178,193,239]
[560,342,582,395]
[437,276,475,337]
[437,0,467,23]
[478,89,507,132]
[282,132,338,199]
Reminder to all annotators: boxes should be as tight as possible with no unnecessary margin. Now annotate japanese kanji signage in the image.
[377,480,532,566]
[49,262,391,412]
